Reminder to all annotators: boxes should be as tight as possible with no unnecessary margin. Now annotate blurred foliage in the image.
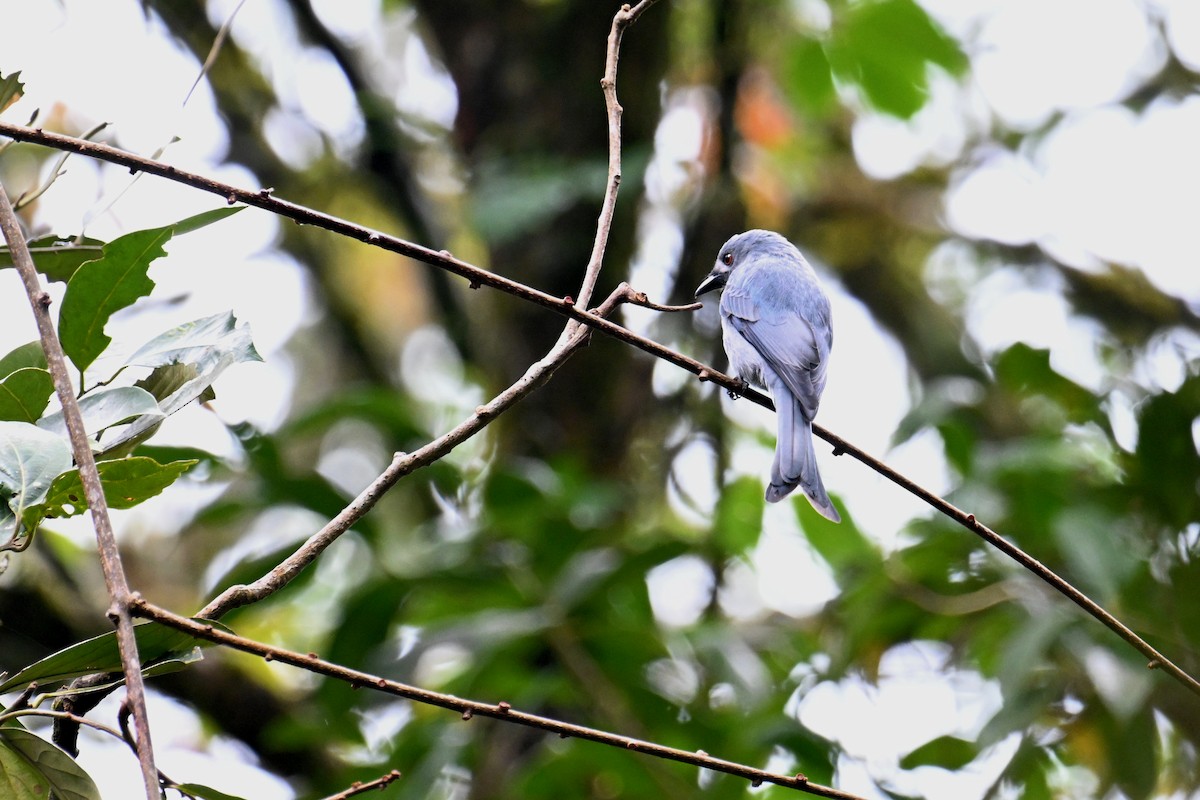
[1,1,1199,799]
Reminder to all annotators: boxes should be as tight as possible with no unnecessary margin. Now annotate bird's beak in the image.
[694,272,723,298]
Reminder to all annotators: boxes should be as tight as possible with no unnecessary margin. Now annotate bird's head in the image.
[694,229,790,297]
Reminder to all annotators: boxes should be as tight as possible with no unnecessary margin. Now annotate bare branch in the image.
[317,770,403,800]
[135,597,864,800]
[199,284,632,618]
[570,0,663,316]
[0,182,161,798]
[3,120,1199,699]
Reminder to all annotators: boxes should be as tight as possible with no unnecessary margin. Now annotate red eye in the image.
[722,252,733,266]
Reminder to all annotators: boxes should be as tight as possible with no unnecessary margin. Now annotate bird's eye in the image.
[722,252,733,266]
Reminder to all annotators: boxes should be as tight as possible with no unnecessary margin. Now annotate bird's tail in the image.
[766,385,840,522]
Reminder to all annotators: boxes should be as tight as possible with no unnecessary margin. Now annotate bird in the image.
[695,229,841,523]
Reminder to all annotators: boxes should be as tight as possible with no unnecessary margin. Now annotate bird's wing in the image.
[722,280,827,420]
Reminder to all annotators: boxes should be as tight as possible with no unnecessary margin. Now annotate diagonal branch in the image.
[2,119,1199,699]
[0,183,161,799]
[134,596,865,800]
[200,283,637,619]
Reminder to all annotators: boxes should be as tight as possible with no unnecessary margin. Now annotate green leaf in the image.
[1132,375,1200,528]
[714,475,764,552]
[0,235,106,283]
[993,343,1105,427]
[0,342,48,378]
[0,728,101,800]
[0,620,226,694]
[0,206,239,284]
[0,71,23,113]
[21,457,197,531]
[58,225,174,372]
[126,310,262,376]
[36,386,162,440]
[0,369,54,424]
[782,36,837,116]
[899,735,978,770]
[0,421,72,538]
[97,312,260,457]
[828,0,966,118]
[171,204,244,235]
[173,783,250,800]
[802,501,879,573]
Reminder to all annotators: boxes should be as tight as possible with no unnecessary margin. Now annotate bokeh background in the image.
[2,0,1199,798]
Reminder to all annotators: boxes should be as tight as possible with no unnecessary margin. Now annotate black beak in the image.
[695,272,723,298]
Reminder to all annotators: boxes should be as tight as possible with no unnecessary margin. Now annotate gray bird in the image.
[695,230,840,522]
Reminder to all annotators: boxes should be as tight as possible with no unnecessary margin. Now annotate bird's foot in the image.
[726,377,749,400]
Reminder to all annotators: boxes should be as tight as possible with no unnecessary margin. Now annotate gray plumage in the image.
[695,230,840,523]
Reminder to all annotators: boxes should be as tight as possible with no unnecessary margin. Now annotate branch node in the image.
[1148,660,1161,670]
[367,233,380,244]
[697,369,710,383]
[752,779,762,787]
[563,295,575,306]
[794,773,808,784]
[10,682,37,713]
[264,653,273,662]
[461,709,473,721]
[257,187,274,197]
[37,291,52,308]
[469,280,480,289]
[226,193,238,205]
[832,446,846,457]
[375,677,388,688]
[497,701,512,713]
[966,513,977,527]
[306,651,319,660]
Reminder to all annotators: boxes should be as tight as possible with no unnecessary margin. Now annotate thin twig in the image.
[0,182,161,799]
[134,597,862,800]
[317,770,403,800]
[3,119,1198,699]
[13,121,108,211]
[200,281,632,618]
[570,0,662,317]
[815,425,1200,695]
[183,0,247,107]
